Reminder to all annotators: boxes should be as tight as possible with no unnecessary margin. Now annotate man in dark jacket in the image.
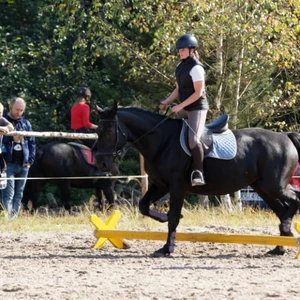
[2,97,35,217]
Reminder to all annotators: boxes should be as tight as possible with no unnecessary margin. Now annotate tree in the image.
[1,0,300,137]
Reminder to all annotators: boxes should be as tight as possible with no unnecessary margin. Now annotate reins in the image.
[97,107,174,157]
[130,110,174,146]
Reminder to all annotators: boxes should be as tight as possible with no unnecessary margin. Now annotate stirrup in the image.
[191,170,206,186]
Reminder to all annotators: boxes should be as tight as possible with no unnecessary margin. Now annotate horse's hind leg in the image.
[276,187,300,239]
[266,186,299,237]
[252,183,300,255]
[139,184,169,222]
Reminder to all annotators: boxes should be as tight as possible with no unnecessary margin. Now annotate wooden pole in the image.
[94,229,300,247]
[90,211,300,259]
[2,131,98,139]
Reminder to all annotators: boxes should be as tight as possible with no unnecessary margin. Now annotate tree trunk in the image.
[232,40,245,129]
[233,40,245,210]
[215,33,224,114]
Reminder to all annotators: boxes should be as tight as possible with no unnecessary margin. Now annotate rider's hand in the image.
[159,102,167,110]
[171,104,184,114]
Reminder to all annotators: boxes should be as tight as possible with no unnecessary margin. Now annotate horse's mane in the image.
[118,106,166,122]
[99,104,174,128]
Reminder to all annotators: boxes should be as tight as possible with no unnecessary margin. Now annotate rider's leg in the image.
[191,144,205,186]
[188,110,208,186]
[175,109,187,120]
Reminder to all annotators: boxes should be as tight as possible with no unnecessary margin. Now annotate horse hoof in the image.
[267,246,285,256]
[151,247,171,258]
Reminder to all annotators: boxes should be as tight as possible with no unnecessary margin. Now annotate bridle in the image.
[96,110,173,159]
[96,117,127,159]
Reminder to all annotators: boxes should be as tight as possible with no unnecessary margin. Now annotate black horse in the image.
[23,142,117,212]
[94,102,300,257]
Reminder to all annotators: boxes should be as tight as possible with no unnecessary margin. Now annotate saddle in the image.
[68,142,95,166]
[180,114,237,160]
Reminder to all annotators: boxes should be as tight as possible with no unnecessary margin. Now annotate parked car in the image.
[240,187,267,209]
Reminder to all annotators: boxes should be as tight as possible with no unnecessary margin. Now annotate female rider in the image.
[159,34,209,186]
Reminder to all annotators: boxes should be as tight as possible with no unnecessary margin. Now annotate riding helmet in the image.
[77,87,92,98]
[176,34,198,50]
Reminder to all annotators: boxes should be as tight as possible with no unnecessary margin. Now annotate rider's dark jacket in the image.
[175,55,209,111]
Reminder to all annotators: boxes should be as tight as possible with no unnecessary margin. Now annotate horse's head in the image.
[95,101,127,172]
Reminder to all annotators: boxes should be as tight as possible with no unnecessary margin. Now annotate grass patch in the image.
[1,204,298,233]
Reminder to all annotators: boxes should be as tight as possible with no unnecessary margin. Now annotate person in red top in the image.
[71,87,97,148]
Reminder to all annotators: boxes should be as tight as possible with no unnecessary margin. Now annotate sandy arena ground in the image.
[0,224,300,300]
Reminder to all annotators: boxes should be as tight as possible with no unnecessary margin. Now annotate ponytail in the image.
[193,49,200,60]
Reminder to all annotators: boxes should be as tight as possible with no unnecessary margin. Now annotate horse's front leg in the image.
[152,176,186,257]
[95,187,104,211]
[101,181,115,208]
[139,183,168,222]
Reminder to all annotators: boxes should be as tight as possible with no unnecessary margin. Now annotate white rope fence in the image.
[2,175,148,180]
[0,130,147,182]
[1,131,299,185]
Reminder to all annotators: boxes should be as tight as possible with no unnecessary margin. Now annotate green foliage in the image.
[0,0,300,140]
[34,183,94,207]
[118,149,140,175]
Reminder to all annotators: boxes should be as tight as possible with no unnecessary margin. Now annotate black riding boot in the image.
[191,144,205,186]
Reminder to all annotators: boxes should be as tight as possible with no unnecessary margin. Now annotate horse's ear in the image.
[95,105,104,115]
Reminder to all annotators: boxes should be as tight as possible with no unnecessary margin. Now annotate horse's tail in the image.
[287,132,300,163]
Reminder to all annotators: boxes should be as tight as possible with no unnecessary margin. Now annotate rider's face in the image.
[178,48,190,59]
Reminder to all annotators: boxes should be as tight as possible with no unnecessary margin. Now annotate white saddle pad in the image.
[180,125,237,160]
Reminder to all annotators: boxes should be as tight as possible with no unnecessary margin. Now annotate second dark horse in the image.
[23,142,116,211]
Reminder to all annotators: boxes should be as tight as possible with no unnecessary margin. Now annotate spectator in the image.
[0,102,14,202]
[71,87,97,148]
[2,97,35,218]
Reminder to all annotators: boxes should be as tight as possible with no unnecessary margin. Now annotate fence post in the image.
[139,154,148,196]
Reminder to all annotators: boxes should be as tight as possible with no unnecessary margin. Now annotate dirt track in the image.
[0,224,300,300]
